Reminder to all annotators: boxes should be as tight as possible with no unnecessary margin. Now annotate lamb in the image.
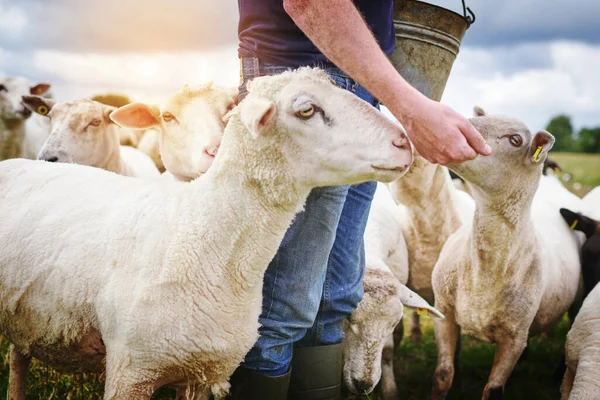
[431,108,582,400]
[0,67,413,400]
[558,211,600,400]
[343,157,475,399]
[560,209,600,298]
[110,84,238,181]
[343,183,443,399]
[387,154,475,342]
[0,76,51,160]
[20,96,159,178]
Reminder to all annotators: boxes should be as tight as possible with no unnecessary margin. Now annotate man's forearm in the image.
[283,0,423,120]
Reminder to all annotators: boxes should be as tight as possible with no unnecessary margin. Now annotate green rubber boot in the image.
[227,367,291,400]
[287,343,343,400]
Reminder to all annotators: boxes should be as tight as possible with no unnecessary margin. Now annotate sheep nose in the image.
[393,136,410,150]
[351,378,372,393]
[206,144,219,157]
[43,156,59,163]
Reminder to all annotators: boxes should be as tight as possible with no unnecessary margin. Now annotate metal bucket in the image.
[389,0,473,101]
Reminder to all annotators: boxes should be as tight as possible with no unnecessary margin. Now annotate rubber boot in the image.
[287,343,343,400]
[227,367,291,400]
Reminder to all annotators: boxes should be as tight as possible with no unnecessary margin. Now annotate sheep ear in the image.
[528,130,554,164]
[30,83,51,96]
[473,106,487,117]
[240,97,276,138]
[110,103,161,129]
[21,95,55,117]
[398,285,444,319]
[560,208,597,239]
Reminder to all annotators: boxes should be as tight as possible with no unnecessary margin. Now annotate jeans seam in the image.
[264,256,279,319]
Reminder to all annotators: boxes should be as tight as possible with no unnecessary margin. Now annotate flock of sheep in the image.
[0,68,599,400]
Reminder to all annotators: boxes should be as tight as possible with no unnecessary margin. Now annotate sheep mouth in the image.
[371,165,407,172]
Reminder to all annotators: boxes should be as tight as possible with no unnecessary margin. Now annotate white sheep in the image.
[343,183,443,398]
[21,96,159,178]
[343,157,475,398]
[387,154,475,342]
[0,76,51,160]
[582,187,600,218]
[559,210,600,400]
[431,108,583,400]
[562,283,600,400]
[111,84,238,182]
[0,67,413,400]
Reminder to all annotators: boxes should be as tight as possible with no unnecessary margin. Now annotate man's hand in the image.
[284,0,491,165]
[391,95,492,165]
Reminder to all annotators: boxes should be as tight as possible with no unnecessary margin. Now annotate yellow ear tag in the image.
[37,105,48,115]
[416,307,429,317]
[570,220,578,230]
[532,146,543,163]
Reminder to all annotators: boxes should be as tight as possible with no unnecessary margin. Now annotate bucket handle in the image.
[462,0,476,26]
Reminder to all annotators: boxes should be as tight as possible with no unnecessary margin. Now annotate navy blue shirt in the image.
[238,1,395,67]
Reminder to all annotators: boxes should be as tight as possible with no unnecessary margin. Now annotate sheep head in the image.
[343,268,442,395]
[0,76,50,121]
[448,106,554,196]
[223,67,414,191]
[21,97,119,166]
[110,84,235,181]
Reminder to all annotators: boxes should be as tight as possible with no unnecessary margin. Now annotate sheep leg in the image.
[409,311,422,343]
[560,367,574,400]
[380,333,398,400]
[103,351,155,400]
[481,336,527,400]
[393,318,404,348]
[432,312,460,400]
[8,344,31,400]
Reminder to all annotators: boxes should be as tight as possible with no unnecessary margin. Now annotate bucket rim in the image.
[398,0,473,28]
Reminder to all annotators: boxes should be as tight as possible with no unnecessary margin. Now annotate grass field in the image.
[550,152,600,197]
[0,152,597,399]
[0,317,570,400]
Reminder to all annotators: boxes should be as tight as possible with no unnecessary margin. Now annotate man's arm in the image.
[283,0,491,165]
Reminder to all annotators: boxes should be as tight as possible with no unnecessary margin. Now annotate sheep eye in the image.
[0,84,6,92]
[509,134,523,147]
[297,105,315,119]
[90,118,101,127]
[162,112,175,122]
[37,105,49,116]
[226,103,235,112]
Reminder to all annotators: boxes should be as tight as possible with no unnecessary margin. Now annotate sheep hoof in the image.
[484,386,503,400]
[432,366,454,400]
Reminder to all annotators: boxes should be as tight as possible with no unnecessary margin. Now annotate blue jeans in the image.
[238,58,378,376]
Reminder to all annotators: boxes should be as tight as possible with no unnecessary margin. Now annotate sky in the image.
[1,0,599,132]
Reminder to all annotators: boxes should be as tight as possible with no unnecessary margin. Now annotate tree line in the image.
[546,115,600,153]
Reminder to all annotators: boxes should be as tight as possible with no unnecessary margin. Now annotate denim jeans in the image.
[238,58,378,376]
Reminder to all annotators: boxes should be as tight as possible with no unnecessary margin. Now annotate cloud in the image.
[0,45,240,104]
[0,0,28,38]
[441,41,600,131]
[403,0,600,47]
[0,0,239,52]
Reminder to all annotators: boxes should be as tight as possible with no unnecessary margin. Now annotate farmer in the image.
[229,1,491,398]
